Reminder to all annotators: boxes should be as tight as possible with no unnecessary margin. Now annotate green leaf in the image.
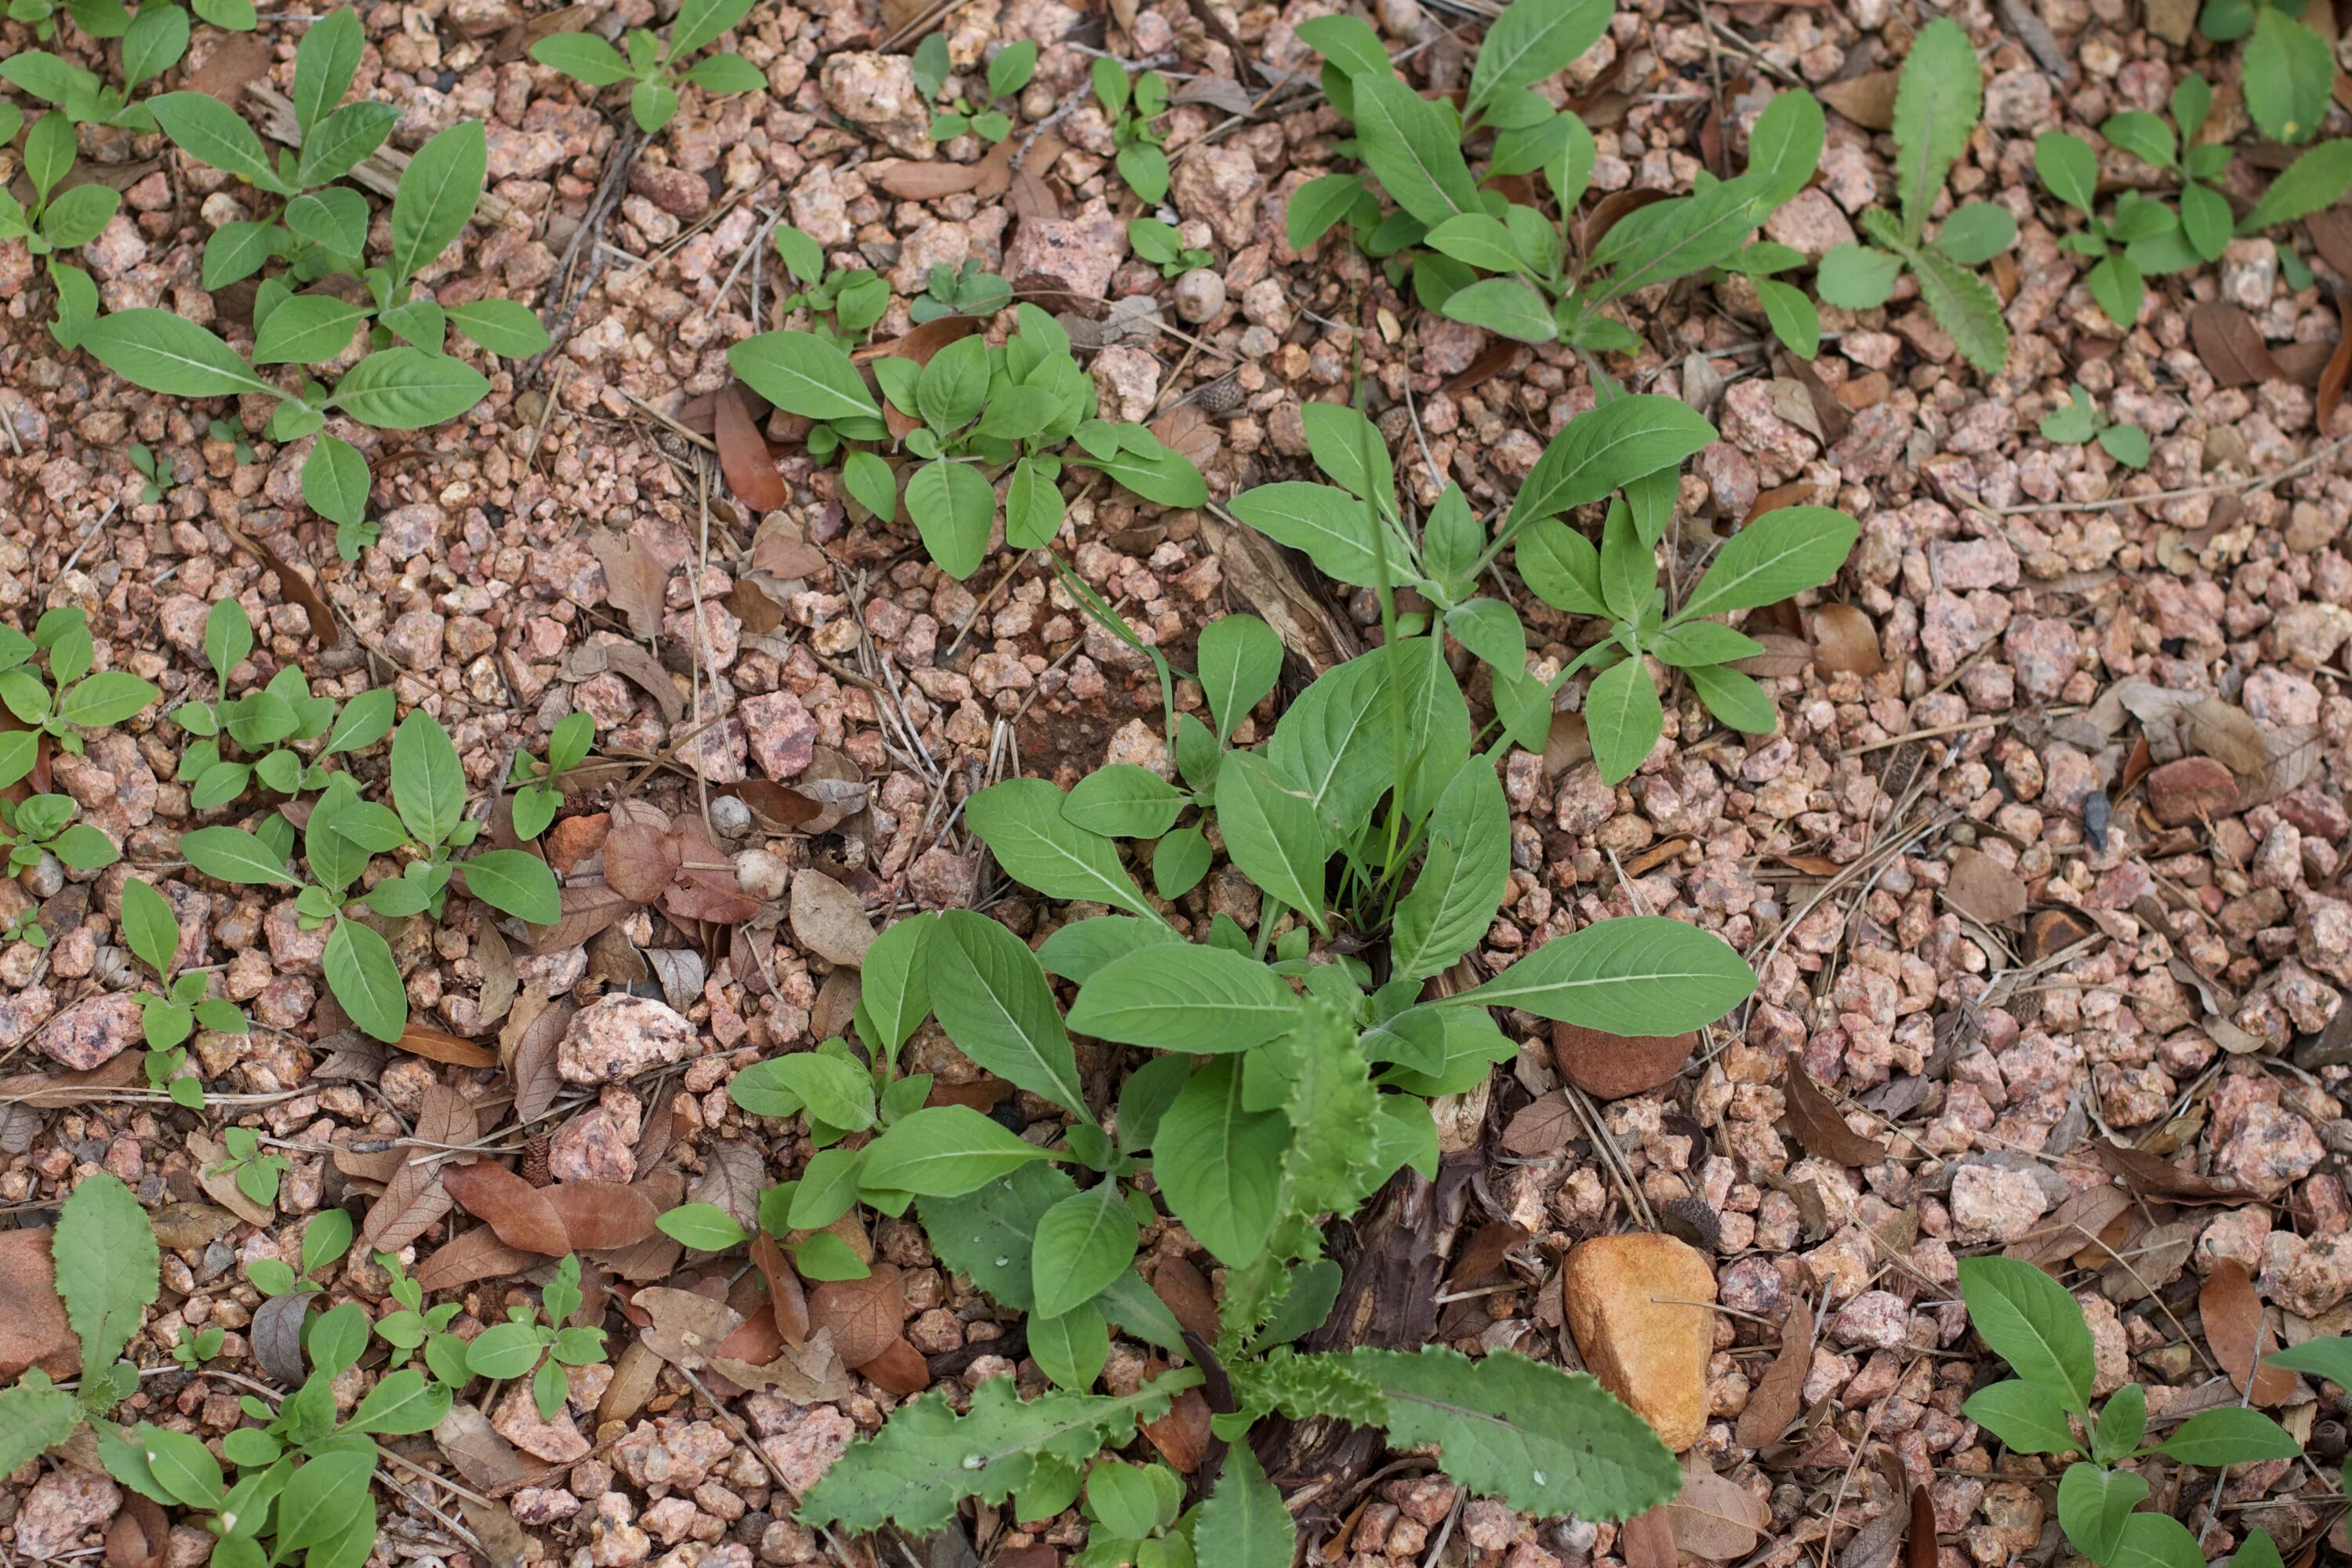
[1756,278,1820,359]
[1154,1056,1289,1266]
[283,187,369,257]
[54,1171,160,1371]
[324,687,396,753]
[1001,456,1058,545]
[448,299,552,358]
[1686,662,1777,735]
[1214,750,1330,929]
[0,1382,81,1475]
[300,434,372,532]
[51,823,118,871]
[1300,401,1394,507]
[465,1321,545,1379]
[1062,764,1187,839]
[122,2,187,89]
[742,1050,876,1128]
[1153,827,1211,899]
[2161,1406,2301,1466]
[1583,655,1662,786]
[967,778,1154,920]
[2239,140,2352,234]
[2101,109,2176,171]
[390,120,486,283]
[40,184,119,250]
[658,1201,750,1250]
[1449,914,1755,1033]
[1031,1182,1140,1320]
[1227,481,1392,588]
[1039,916,1180,985]
[670,0,753,56]
[1446,598,1526,675]
[800,1369,1203,1533]
[296,100,399,189]
[1747,87,1824,207]
[1587,175,1771,303]
[1029,1301,1109,1392]
[82,309,274,398]
[1068,944,1299,1054]
[1073,441,1209,509]
[460,848,560,924]
[1441,276,1559,343]
[1515,517,1607,615]
[1286,172,1363,251]
[292,6,365,133]
[1295,14,1389,81]
[252,294,365,365]
[905,459,997,580]
[346,1367,450,1435]
[138,1425,225,1509]
[179,826,292,885]
[858,1105,1054,1196]
[1959,1377,2079,1454]
[2246,8,2333,144]
[1349,69,1481,229]
[2034,130,2100,215]
[927,909,1091,1119]
[2233,1530,2288,1568]
[1506,395,1716,534]
[1391,755,1510,981]
[2106,1513,2206,1568]
[2055,1461,2147,1561]
[2085,251,2143,328]
[148,91,283,189]
[684,52,764,91]
[56,670,155,730]
[387,711,463,849]
[2092,1381,2147,1463]
[1267,639,1467,832]
[1197,614,1283,742]
[325,917,408,1042]
[1955,1256,2095,1415]
[1425,212,1532,275]
[917,1163,1076,1312]
[1933,202,2016,266]
[332,347,491,429]
[859,914,932,1056]
[1679,505,1858,619]
[1347,1346,1681,1519]
[1470,0,1610,111]
[119,876,181,978]
[1890,16,1981,243]
[1907,243,2009,375]
[1816,242,1900,308]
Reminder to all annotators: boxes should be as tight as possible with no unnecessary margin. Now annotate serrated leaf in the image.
[2239,140,2352,234]
[1192,1446,1292,1566]
[917,1163,1076,1313]
[55,1171,161,1371]
[1891,17,1980,243]
[2245,8,2332,145]
[1907,234,2009,374]
[0,1384,81,1475]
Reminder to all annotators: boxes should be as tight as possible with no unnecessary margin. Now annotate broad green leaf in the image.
[1686,662,1777,735]
[292,7,365,133]
[179,826,293,885]
[2085,251,2143,328]
[858,1105,1054,1196]
[739,1050,875,1128]
[303,434,371,529]
[967,778,1154,920]
[325,918,408,1042]
[1425,212,1530,275]
[1073,441,1209,509]
[459,848,560,924]
[1391,756,1509,981]
[1154,1057,1289,1266]
[2055,1461,2147,1560]
[1031,1182,1139,1319]
[2161,1406,2300,1466]
[283,187,368,257]
[1450,913,1755,1033]
[122,2,187,88]
[1891,16,1980,243]
[1584,655,1661,786]
[670,0,754,58]
[148,91,282,189]
[390,120,487,283]
[1441,276,1559,342]
[1588,174,1771,303]
[332,348,491,429]
[1651,619,1763,669]
[346,1367,449,1435]
[138,1425,225,1510]
[1515,517,1607,615]
[682,52,764,91]
[1506,395,1717,533]
[1214,750,1330,929]
[0,1383,80,1476]
[1038,915,1181,985]
[1286,172,1363,251]
[1679,505,1858,618]
[859,913,932,1056]
[82,310,274,398]
[1816,242,1900,308]
[38,184,119,249]
[390,709,464,846]
[253,295,365,365]
[296,100,400,189]
[632,78,681,133]
[2239,139,2352,234]
[1470,0,1610,110]
[1350,69,1481,229]
[528,31,633,82]
[1294,14,1389,80]
[1446,598,1526,675]
[2093,1381,2147,1463]
[1228,481,1392,587]
[1197,613,1282,742]
[1029,1301,1109,1391]
[1747,87,1824,207]
[55,1170,160,1370]
[2101,109,2176,171]
[324,687,396,753]
[658,1201,749,1250]
[2107,1512,2210,1568]
[1347,1347,1680,1519]
[2246,8,2332,144]
[1756,278,1820,359]
[59,671,158,728]
[905,458,996,580]
[2233,1530,2288,1568]
[918,1163,1076,1312]
[1931,201,2016,266]
[1908,227,2010,374]
[1956,1256,2095,1414]
[1960,1377,2078,1454]
[1062,764,1187,839]
[120,876,182,977]
[1300,401,1394,507]
[917,335,989,430]
[1067,944,1300,1053]
[1268,639,1468,831]
[448,299,552,358]
[2265,1334,2352,1387]
[927,909,1091,1119]
[2033,130,2099,215]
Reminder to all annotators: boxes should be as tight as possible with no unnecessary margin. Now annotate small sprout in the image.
[530,0,765,134]
[920,35,1034,145]
[2039,384,2151,470]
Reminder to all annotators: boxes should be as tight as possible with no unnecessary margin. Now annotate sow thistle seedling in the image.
[0,1173,159,1476]
[1956,1255,2343,1568]
[175,710,561,1043]
[529,0,766,133]
[916,34,1036,145]
[0,605,162,786]
[728,304,1207,579]
[120,875,247,1108]
[2036,75,2352,330]
[174,596,397,809]
[1815,17,2014,376]
[2202,0,2339,146]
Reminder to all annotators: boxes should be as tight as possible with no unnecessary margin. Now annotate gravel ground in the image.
[4,0,2352,1565]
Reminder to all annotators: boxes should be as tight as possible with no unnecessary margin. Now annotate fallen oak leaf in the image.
[1499,1091,1576,1156]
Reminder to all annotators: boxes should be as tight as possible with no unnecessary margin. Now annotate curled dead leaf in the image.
[2200,1261,2296,1406]
[870,159,985,199]
[713,1329,855,1401]
[1809,604,1883,674]
[105,1494,169,1568]
[715,385,788,512]
[1139,1383,1212,1474]
[1733,1295,1813,1450]
[1781,1064,1889,1167]
[1149,1255,1220,1345]
[807,1262,905,1367]
[396,1021,499,1069]
[851,314,984,367]
[2093,1138,2241,1203]
[750,1231,811,1346]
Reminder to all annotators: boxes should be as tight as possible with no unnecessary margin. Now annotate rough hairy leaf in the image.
[54,1171,160,1372]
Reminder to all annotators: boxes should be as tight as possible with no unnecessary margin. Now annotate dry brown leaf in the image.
[222,520,339,648]
[2310,209,2352,278]
[690,1138,767,1236]
[851,314,985,368]
[713,1329,855,1400]
[1007,167,1061,223]
[434,1401,545,1492]
[664,816,764,924]
[2190,302,2286,387]
[715,384,788,512]
[2183,696,2270,775]
[2322,288,2352,428]
[542,1181,662,1251]
[1943,848,2028,926]
[589,529,666,641]
[858,1336,932,1396]
[356,1083,470,1253]
[1734,1296,1813,1450]
[2094,1138,2241,1202]
[1666,1466,1768,1561]
[1619,1505,1679,1568]
[636,1286,744,1370]
[1500,1091,1577,1155]
[1151,401,1221,470]
[0,1053,144,1111]
[417,1225,538,1293]
[1551,1022,1693,1099]
[475,920,517,1028]
[151,1201,245,1251]
[2026,906,2098,961]
[189,1129,278,1226]
[1579,188,1671,257]
[2201,1261,2296,1406]
[523,881,636,956]
[442,1160,572,1256]
[600,641,686,722]
[599,1337,665,1427]
[971,136,1018,201]
[1140,1384,1212,1473]
[790,869,876,967]
[396,1021,499,1069]
[1809,604,1883,674]
[1149,1255,1220,1345]
[105,1494,169,1568]
[1782,1064,1889,1167]
[593,1171,687,1282]
[185,32,274,103]
[1907,1484,1938,1568]
[2005,1183,2132,1268]
[1446,334,1521,393]
[0,1229,78,1377]
[604,811,681,904]
[807,1263,905,1367]
[1818,71,1899,129]
[750,1231,811,1346]
[503,993,570,1124]
[251,1290,315,1385]
[460,1500,531,1568]
[1731,633,1816,679]
[869,159,985,199]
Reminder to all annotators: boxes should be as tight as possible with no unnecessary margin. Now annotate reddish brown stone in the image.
[2147,756,2241,826]
[1551,1023,1697,1100]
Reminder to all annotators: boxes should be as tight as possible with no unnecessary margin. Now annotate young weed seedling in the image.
[213,1126,291,1210]
[461,1255,608,1418]
[1816,17,2013,374]
[0,1173,160,1474]
[120,875,245,1108]
[0,107,122,346]
[910,257,1014,324]
[1093,56,1171,204]
[245,1208,354,1299]
[1126,218,1212,280]
[2040,384,2149,469]
[2,792,121,884]
[529,0,765,133]
[176,710,561,1041]
[174,597,397,808]
[0,606,162,788]
[2201,0,2337,145]
[127,442,178,506]
[372,1250,468,1385]
[5,0,250,47]
[0,5,184,134]
[1957,1257,2303,1568]
[917,35,1036,145]
[770,223,891,346]
[506,710,594,840]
